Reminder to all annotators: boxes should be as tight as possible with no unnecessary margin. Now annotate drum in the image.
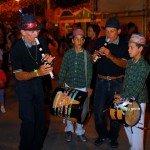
[50,87,89,123]
[109,98,141,126]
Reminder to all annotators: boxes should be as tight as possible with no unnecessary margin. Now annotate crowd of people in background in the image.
[0,23,17,113]
[0,15,150,150]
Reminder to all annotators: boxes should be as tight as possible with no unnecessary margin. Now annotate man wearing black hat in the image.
[92,17,130,148]
[10,13,54,150]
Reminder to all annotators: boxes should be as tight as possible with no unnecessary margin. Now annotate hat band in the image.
[23,22,38,29]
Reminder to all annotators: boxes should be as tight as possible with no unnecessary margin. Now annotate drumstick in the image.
[35,38,54,79]
[103,108,109,112]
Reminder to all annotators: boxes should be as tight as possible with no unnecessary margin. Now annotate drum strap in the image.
[84,50,88,90]
[54,92,62,115]
[65,90,74,115]
[66,88,72,95]
[60,92,68,115]
[84,50,90,114]
[137,126,150,130]
[68,91,78,118]
[63,88,75,116]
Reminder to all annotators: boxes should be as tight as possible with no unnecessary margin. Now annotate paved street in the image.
[0,45,150,150]
[0,75,150,150]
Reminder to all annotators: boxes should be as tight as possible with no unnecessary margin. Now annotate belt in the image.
[98,74,124,80]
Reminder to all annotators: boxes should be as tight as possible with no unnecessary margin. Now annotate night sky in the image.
[55,0,90,8]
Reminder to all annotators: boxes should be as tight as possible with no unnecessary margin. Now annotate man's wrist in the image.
[109,54,114,60]
[34,69,39,77]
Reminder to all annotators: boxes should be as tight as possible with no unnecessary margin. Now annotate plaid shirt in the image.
[58,48,93,88]
[121,57,150,103]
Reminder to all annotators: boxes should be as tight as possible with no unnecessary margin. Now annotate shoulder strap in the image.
[84,50,87,89]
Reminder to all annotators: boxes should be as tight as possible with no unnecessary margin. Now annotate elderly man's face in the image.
[21,30,40,44]
[105,27,121,42]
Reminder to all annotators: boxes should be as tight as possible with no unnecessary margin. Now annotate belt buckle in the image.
[106,76,111,80]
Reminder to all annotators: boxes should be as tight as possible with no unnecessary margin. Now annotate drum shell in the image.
[109,103,126,125]
[50,87,89,124]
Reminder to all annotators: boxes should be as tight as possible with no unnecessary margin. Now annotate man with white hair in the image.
[10,13,54,150]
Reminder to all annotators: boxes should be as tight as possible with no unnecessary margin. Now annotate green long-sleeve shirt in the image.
[58,48,93,88]
[121,57,150,103]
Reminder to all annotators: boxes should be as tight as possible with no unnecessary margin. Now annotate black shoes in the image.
[65,131,72,142]
[110,140,118,148]
[77,134,87,142]
[94,137,118,148]
[94,138,107,146]
[66,132,118,147]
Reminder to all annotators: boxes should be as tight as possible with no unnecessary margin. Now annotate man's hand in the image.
[99,47,127,68]
[99,46,112,58]
[43,54,55,65]
[15,64,53,80]
[114,93,121,103]
[91,50,101,63]
[37,64,53,76]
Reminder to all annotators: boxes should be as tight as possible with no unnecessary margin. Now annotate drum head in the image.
[125,101,141,126]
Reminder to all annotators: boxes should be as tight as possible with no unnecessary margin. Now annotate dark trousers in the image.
[94,77,123,141]
[15,79,45,150]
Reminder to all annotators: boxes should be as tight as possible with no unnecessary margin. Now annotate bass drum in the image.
[109,99,141,126]
[50,87,89,124]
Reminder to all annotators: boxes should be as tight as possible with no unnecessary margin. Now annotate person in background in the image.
[146,21,150,46]
[0,68,7,113]
[40,28,57,47]
[65,23,81,51]
[39,28,57,98]
[57,23,81,56]
[0,41,7,113]
[124,22,139,42]
[0,39,3,68]
[85,23,100,54]
[0,27,5,51]
[0,27,7,75]
[92,17,130,148]
[58,28,93,143]
[85,23,101,109]
[10,13,54,150]
[1,25,16,87]
[114,34,150,150]
[4,24,15,50]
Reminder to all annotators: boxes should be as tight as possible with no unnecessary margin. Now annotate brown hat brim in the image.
[101,25,122,30]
